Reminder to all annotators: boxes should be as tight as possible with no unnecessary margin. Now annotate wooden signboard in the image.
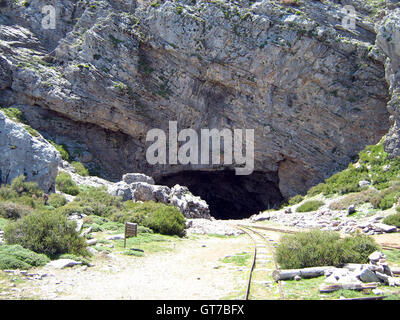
[124,222,138,248]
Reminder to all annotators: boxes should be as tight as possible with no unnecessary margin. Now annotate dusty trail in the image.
[21,235,251,300]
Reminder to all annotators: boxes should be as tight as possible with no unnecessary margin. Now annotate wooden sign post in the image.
[124,222,138,248]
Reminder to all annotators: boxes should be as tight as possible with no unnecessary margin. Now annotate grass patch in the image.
[71,161,89,176]
[56,172,80,196]
[383,212,400,228]
[296,200,325,212]
[221,252,251,266]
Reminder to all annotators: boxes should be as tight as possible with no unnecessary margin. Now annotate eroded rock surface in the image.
[0,0,396,201]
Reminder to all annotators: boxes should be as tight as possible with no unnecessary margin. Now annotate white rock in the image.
[46,259,82,269]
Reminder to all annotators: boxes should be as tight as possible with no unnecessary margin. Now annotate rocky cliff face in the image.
[0,111,60,192]
[0,0,397,216]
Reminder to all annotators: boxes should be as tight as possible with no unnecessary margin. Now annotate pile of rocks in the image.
[321,251,400,289]
[3,269,52,281]
[62,165,212,219]
[251,208,398,235]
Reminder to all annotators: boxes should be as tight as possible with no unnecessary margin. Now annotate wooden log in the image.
[319,283,377,293]
[272,266,335,281]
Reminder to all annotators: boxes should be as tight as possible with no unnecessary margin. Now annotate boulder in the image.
[373,223,397,233]
[131,182,171,203]
[0,111,61,192]
[122,173,155,185]
[46,259,82,269]
[169,185,211,219]
[358,268,380,283]
[369,251,385,263]
[107,181,132,201]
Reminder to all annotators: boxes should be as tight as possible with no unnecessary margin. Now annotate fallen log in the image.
[272,266,335,281]
[319,283,377,293]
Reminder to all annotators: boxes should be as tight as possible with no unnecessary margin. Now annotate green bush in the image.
[49,141,70,161]
[47,193,67,208]
[4,211,87,258]
[296,200,325,212]
[287,195,304,206]
[73,187,122,216]
[71,161,89,176]
[383,212,400,228]
[0,185,18,200]
[56,172,80,196]
[142,203,186,237]
[10,175,42,197]
[276,230,379,269]
[0,244,50,270]
[0,201,32,220]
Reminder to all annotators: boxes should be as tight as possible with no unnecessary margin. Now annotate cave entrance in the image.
[156,170,284,220]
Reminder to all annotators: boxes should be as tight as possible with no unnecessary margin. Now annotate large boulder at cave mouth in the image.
[0,111,61,192]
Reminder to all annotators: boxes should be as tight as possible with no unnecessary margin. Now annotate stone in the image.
[373,223,397,233]
[107,181,132,201]
[46,259,82,269]
[131,182,171,204]
[86,239,98,246]
[0,111,61,192]
[106,234,124,240]
[169,185,211,219]
[122,173,155,185]
[347,205,356,215]
[294,275,301,281]
[369,251,385,263]
[358,180,371,187]
[358,268,380,283]
[372,289,385,295]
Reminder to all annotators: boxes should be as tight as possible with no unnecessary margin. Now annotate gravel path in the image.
[21,235,250,300]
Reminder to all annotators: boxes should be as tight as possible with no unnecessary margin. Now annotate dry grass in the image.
[328,189,377,211]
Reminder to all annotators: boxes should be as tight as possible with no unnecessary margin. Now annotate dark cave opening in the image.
[156,170,284,220]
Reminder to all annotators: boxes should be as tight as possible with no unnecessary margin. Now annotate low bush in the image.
[55,172,80,196]
[296,200,324,212]
[328,190,376,211]
[0,201,32,220]
[287,195,304,206]
[142,203,186,237]
[73,187,122,217]
[3,211,87,258]
[49,141,70,161]
[276,230,379,269]
[0,244,50,270]
[71,161,89,176]
[47,193,67,208]
[383,212,400,228]
[10,175,42,197]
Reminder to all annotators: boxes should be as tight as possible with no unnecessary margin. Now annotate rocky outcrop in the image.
[0,0,392,204]
[0,111,61,192]
[376,9,400,158]
[169,185,211,219]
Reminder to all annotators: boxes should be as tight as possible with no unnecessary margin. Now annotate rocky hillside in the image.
[1,0,400,217]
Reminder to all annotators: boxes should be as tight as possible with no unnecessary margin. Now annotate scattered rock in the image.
[122,173,155,185]
[46,259,82,269]
[106,234,124,240]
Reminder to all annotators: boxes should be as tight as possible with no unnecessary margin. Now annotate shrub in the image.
[296,200,324,212]
[383,212,400,228]
[49,141,70,161]
[142,203,186,237]
[10,175,42,197]
[0,244,50,270]
[47,193,67,208]
[0,185,18,200]
[329,189,376,211]
[56,172,80,196]
[276,230,379,269]
[287,195,304,206]
[71,161,89,176]
[73,187,122,216]
[3,211,87,258]
[0,201,32,220]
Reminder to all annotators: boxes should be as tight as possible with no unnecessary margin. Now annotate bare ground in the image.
[18,235,252,300]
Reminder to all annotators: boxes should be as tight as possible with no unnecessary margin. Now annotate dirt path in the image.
[19,235,251,300]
